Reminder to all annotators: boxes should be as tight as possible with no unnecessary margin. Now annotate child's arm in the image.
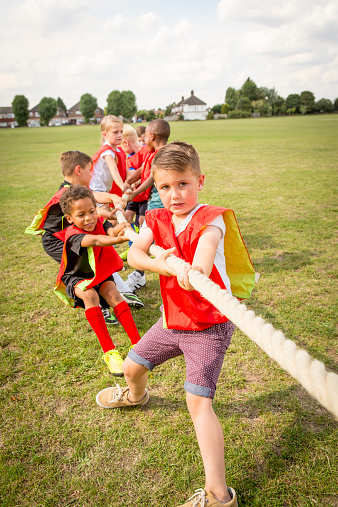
[125,174,154,202]
[104,154,124,192]
[93,191,126,209]
[176,225,222,291]
[127,228,176,276]
[123,168,142,191]
[80,223,130,247]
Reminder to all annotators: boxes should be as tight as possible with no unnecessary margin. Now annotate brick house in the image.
[0,107,17,128]
[68,102,104,125]
[27,104,67,126]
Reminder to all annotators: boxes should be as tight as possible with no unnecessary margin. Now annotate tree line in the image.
[208,77,338,119]
[10,91,138,127]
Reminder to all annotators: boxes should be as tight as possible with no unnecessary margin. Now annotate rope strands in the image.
[116,208,338,419]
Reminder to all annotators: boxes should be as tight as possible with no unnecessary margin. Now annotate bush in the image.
[228,110,252,119]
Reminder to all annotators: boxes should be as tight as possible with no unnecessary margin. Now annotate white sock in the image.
[113,273,131,294]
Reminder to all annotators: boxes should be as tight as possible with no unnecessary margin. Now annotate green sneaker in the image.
[119,248,129,261]
[101,307,118,325]
[121,292,144,308]
[102,349,124,376]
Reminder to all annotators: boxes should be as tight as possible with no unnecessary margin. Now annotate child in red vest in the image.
[90,115,127,219]
[96,142,256,507]
[136,125,146,144]
[122,119,170,291]
[55,185,141,376]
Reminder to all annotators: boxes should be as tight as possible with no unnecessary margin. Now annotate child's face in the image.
[102,122,123,147]
[138,133,145,144]
[154,167,205,218]
[77,162,92,187]
[66,197,98,232]
[144,127,155,151]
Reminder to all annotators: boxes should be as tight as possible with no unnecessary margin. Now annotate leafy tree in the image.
[225,87,238,111]
[57,97,67,113]
[211,104,222,114]
[107,90,123,116]
[137,110,147,120]
[146,110,156,122]
[315,98,333,113]
[80,93,98,123]
[121,90,137,120]
[38,97,57,126]
[206,111,214,120]
[286,94,300,113]
[165,103,175,116]
[237,96,252,112]
[221,103,229,114]
[241,77,258,101]
[334,98,338,111]
[11,95,29,126]
[300,91,315,114]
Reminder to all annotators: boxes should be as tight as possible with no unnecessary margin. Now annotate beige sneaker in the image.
[102,349,124,376]
[96,383,149,409]
[177,488,237,507]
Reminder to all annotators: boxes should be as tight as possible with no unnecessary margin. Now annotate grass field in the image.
[0,116,337,507]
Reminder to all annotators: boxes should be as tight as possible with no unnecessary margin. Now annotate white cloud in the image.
[0,0,337,110]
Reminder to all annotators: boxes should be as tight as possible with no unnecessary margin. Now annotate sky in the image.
[1,0,337,111]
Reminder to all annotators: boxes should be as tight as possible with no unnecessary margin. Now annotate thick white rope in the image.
[116,206,338,419]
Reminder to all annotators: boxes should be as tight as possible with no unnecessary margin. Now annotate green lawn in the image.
[0,116,337,507]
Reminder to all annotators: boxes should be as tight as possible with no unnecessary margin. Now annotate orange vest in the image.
[145,206,255,331]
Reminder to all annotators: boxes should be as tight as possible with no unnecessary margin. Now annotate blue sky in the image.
[1,0,337,110]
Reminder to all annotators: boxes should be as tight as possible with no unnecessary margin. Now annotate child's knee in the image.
[123,357,147,378]
[76,287,99,306]
[186,392,212,416]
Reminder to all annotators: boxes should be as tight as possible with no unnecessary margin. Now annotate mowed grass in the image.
[0,116,337,507]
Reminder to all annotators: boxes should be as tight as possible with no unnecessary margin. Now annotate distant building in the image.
[0,107,17,128]
[172,90,208,120]
[68,102,104,125]
[27,104,67,126]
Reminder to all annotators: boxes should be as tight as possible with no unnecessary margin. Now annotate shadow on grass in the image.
[220,387,336,506]
[254,250,314,273]
[144,386,336,506]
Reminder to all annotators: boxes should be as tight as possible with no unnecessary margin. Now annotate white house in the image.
[172,90,208,120]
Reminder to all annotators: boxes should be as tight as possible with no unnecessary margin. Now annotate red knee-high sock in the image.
[114,301,140,346]
[85,306,115,353]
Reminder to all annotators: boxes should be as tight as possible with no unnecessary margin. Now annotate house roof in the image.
[68,102,81,112]
[183,90,206,106]
[0,107,12,114]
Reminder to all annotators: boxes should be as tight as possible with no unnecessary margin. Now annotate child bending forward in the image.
[54,185,141,376]
[96,142,256,507]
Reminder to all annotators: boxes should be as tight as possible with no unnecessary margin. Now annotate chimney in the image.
[191,90,194,95]
[182,96,184,101]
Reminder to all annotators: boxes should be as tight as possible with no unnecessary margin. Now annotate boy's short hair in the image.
[147,119,170,142]
[136,125,146,136]
[123,124,138,140]
[60,151,92,177]
[152,141,201,177]
[60,185,96,216]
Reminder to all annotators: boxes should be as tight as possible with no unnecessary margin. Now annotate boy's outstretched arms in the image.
[80,223,130,247]
[127,228,176,277]
[93,191,126,208]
